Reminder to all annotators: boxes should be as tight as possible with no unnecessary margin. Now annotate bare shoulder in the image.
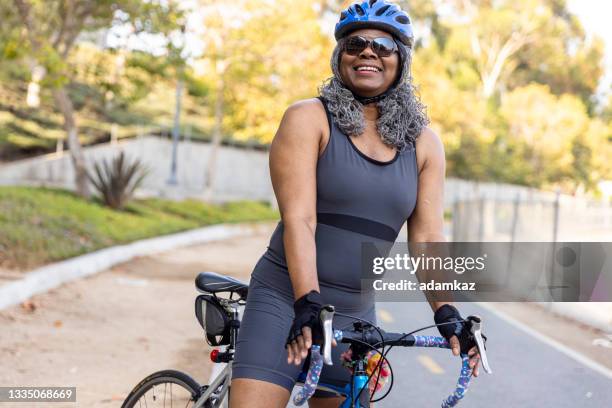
[287,97,326,114]
[271,98,327,150]
[415,127,444,152]
[414,127,445,174]
[280,98,326,130]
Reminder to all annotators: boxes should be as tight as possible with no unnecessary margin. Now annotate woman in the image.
[230,1,481,407]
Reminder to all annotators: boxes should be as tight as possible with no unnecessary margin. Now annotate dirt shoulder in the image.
[0,222,277,408]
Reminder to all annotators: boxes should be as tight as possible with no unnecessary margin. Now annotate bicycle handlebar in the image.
[293,306,491,407]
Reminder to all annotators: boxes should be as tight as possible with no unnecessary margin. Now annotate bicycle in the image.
[121,272,491,408]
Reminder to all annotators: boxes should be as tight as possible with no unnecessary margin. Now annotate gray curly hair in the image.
[318,38,429,152]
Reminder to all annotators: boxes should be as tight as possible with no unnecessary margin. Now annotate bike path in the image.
[372,301,612,407]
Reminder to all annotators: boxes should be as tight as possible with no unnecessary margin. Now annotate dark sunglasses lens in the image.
[345,36,368,55]
[372,38,396,57]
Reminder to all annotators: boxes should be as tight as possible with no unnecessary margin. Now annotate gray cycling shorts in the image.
[231,268,376,397]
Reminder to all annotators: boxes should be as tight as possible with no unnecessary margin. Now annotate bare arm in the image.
[408,129,481,374]
[269,99,326,299]
[407,127,448,312]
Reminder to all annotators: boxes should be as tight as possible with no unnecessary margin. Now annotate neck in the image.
[363,104,378,122]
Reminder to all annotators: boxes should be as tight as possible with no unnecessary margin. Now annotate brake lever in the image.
[320,305,335,365]
[467,315,492,374]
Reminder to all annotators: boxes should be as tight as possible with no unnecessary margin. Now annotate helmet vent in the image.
[340,11,347,21]
[369,0,378,6]
[375,4,391,16]
[354,4,365,16]
[395,15,410,24]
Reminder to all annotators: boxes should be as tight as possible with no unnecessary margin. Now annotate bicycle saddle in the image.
[195,271,249,298]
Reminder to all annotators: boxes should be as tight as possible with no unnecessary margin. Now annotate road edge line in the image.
[477,302,612,380]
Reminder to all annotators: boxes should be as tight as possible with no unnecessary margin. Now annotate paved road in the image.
[286,300,612,407]
[348,301,612,407]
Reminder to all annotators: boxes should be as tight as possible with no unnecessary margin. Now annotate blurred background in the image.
[1,0,611,242]
[0,1,611,407]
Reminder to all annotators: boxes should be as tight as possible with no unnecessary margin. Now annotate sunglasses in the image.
[343,35,398,58]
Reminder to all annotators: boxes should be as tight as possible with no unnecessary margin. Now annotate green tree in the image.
[192,0,333,195]
[440,0,604,106]
[442,0,550,98]
[498,84,593,190]
[413,44,493,180]
[10,0,183,197]
[508,0,605,111]
[223,0,333,143]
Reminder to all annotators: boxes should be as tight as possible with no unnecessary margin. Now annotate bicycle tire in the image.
[121,369,202,408]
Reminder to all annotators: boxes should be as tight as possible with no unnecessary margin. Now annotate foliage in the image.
[0,186,279,270]
[498,84,587,188]
[0,0,611,196]
[193,0,334,143]
[87,151,149,209]
[2,0,186,196]
[409,0,611,193]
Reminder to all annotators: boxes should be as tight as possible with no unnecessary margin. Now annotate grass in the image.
[0,186,279,270]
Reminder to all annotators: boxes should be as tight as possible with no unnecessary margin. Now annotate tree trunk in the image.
[26,64,45,108]
[52,86,90,198]
[203,63,225,199]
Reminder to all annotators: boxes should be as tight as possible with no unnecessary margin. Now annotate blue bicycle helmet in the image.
[335,0,414,47]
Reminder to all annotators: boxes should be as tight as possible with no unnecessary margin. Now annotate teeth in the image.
[355,66,380,72]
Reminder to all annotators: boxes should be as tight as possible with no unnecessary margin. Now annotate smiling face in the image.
[338,28,400,97]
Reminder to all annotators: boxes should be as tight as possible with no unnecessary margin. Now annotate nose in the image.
[358,44,378,59]
[359,47,378,58]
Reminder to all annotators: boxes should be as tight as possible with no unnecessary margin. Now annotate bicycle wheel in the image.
[121,370,202,408]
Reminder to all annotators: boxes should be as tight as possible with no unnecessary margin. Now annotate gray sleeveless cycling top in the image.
[252,96,419,295]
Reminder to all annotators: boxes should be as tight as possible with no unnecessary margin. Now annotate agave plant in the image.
[88,151,149,209]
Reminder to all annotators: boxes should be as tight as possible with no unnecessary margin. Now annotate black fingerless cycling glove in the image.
[286,290,323,347]
[435,305,485,355]
[434,304,463,340]
[434,304,472,353]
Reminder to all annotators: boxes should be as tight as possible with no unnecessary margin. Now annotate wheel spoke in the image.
[123,373,201,408]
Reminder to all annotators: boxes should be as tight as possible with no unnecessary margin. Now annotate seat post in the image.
[228,305,240,352]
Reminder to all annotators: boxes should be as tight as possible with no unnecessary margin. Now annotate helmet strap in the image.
[351,90,391,105]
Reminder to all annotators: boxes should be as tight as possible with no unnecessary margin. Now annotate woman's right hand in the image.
[286,290,337,365]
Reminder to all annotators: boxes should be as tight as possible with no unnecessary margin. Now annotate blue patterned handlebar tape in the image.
[414,335,450,348]
[293,345,324,406]
[413,336,473,407]
[441,355,472,408]
[295,333,473,407]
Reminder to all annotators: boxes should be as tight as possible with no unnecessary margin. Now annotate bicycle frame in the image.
[194,280,489,408]
[200,360,369,408]
[296,367,370,408]
[193,363,232,408]
[293,308,491,408]
[198,362,364,408]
